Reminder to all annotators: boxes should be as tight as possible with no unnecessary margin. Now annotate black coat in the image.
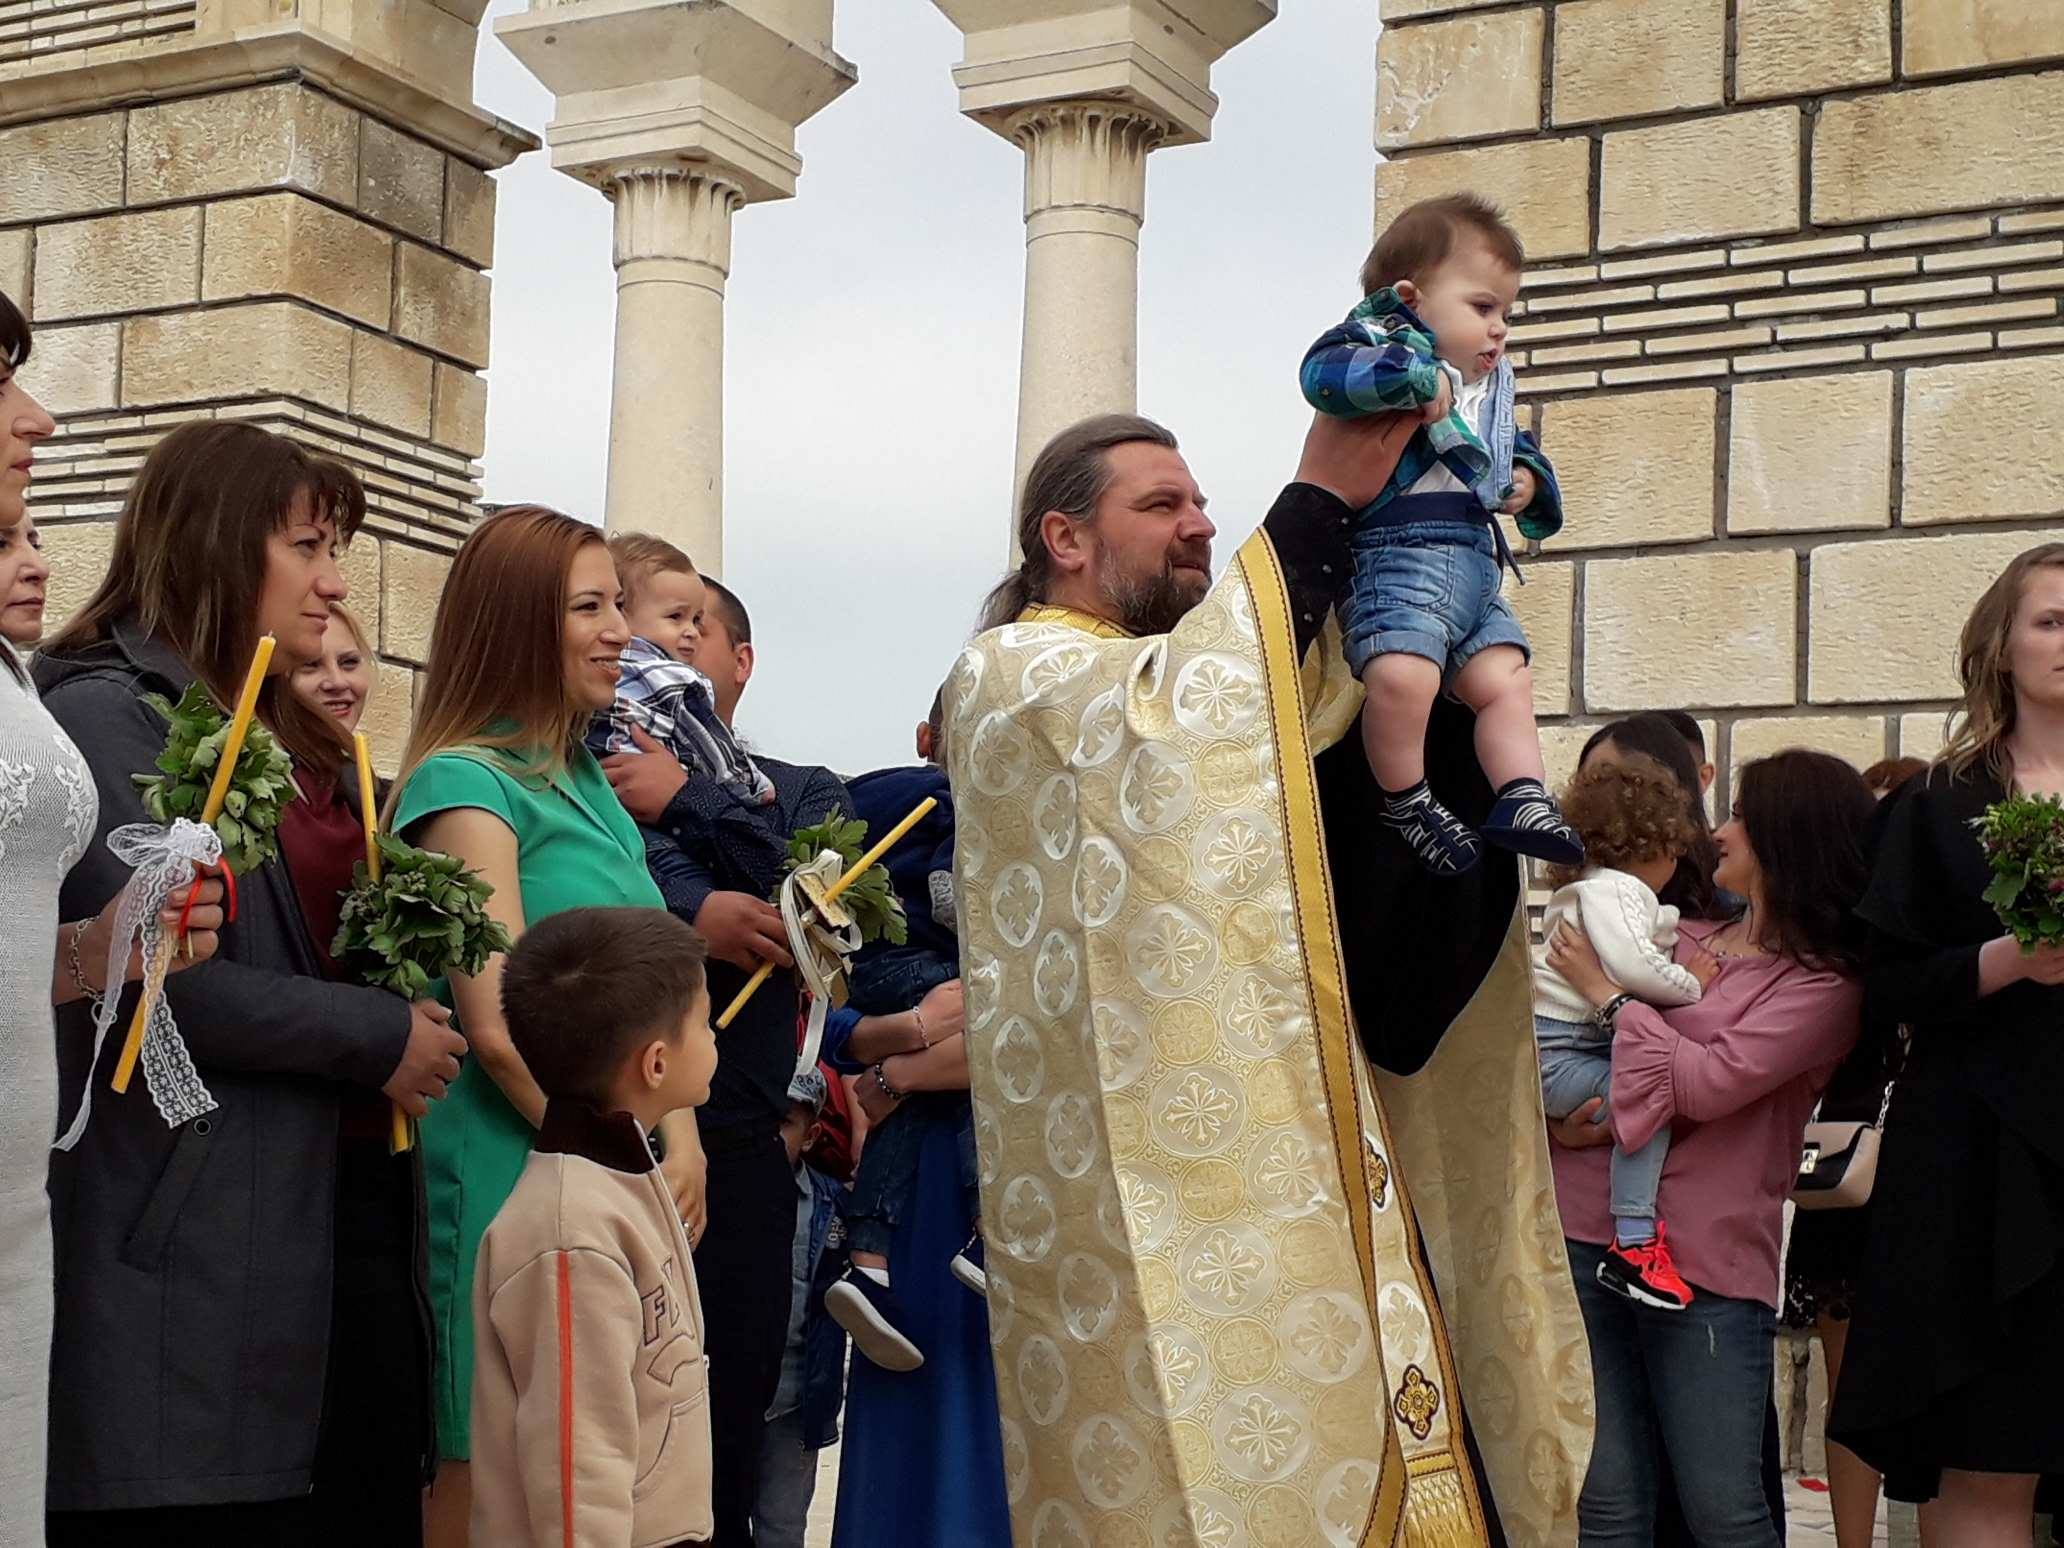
[1829,764,2064,1498]
[36,621,412,1511]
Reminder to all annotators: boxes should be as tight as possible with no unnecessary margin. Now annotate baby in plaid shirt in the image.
[587,533,772,809]
[1299,191,1582,879]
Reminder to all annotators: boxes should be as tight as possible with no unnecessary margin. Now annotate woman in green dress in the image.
[387,506,685,1545]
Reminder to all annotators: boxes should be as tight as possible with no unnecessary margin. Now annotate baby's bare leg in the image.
[1360,652,1443,792]
[1450,644,1545,789]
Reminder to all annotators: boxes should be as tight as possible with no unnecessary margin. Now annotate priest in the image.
[945,411,1592,1547]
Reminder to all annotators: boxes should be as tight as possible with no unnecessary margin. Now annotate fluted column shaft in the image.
[602,167,743,567]
[1009,104,1169,497]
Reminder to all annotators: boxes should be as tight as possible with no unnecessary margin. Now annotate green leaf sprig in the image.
[783,810,908,948]
[333,831,515,998]
[1974,792,2064,953]
[132,682,295,876]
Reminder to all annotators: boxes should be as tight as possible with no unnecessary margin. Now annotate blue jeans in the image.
[1536,1014,1670,1226]
[1341,515,1530,679]
[843,1095,978,1260]
[1568,1238,1781,1547]
[752,1405,820,1548]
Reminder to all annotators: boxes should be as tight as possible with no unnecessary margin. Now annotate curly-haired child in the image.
[1534,753,1717,1312]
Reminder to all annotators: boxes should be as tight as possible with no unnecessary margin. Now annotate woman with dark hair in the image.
[35,418,465,1543]
[1779,755,1929,1548]
[1831,545,2064,1544]
[1546,749,1874,1546]
[0,513,49,649]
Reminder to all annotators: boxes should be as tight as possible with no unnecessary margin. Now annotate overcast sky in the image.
[472,3,1383,773]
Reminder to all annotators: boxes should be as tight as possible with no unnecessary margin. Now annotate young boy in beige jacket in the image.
[471,906,718,1548]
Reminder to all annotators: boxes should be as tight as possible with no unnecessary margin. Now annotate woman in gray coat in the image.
[35,420,465,1543]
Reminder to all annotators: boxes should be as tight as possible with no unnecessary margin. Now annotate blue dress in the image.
[831,1118,1010,1545]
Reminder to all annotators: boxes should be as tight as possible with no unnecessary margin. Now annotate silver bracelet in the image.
[66,920,102,1008]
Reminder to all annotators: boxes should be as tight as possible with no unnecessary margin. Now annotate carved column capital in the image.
[1005,102,1171,224]
[604,166,746,275]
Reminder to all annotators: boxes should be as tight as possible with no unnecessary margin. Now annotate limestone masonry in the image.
[7,0,2063,794]
[4,0,536,768]
[1376,0,2064,807]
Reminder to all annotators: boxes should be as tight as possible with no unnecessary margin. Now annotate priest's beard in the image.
[1098,552,1207,637]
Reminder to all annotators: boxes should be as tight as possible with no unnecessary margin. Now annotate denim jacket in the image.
[1300,289,1563,543]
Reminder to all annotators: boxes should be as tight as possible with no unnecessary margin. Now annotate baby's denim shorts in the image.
[1341,514,1531,680]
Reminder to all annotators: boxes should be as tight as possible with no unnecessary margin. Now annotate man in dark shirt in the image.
[599,580,850,1548]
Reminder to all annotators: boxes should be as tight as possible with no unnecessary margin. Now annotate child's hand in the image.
[1688,946,1722,992]
[1420,375,1454,424]
[1499,466,1537,516]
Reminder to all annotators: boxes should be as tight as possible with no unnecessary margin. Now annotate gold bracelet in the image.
[913,1006,931,1050]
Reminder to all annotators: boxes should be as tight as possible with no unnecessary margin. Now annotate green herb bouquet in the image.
[333,831,513,998]
[1974,791,2064,952]
[133,682,294,876]
[783,811,908,947]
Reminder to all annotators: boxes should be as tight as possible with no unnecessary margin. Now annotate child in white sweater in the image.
[1535,753,1716,1311]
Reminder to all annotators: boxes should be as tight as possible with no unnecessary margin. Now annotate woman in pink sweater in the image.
[1545,749,1875,1547]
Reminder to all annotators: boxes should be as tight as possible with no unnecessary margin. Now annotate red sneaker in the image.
[1596,1223,1694,1312]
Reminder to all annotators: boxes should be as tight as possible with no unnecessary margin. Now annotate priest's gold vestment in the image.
[944,529,1593,1547]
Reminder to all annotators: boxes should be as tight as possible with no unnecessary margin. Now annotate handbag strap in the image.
[1873,1024,1912,1131]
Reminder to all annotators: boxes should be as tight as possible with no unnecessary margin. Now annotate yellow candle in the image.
[113,634,276,1096]
[353,733,382,883]
[827,797,938,906]
[353,732,414,1153]
[715,797,938,1031]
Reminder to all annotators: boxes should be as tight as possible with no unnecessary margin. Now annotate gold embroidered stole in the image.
[942,555,1586,1548]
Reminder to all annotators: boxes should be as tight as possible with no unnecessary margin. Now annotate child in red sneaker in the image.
[1533,755,1716,1312]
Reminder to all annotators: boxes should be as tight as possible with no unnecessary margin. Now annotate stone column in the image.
[603,169,742,566]
[1009,104,1165,491]
[496,0,855,570]
[932,1,1276,505]
[0,0,537,769]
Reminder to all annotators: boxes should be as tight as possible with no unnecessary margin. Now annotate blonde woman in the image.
[287,601,376,731]
[385,506,694,1547]
[1831,544,2064,1546]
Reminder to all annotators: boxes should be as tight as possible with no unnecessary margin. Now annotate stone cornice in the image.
[494,0,855,203]
[932,0,1276,146]
[536,78,804,203]
[954,40,1220,147]
[0,24,539,167]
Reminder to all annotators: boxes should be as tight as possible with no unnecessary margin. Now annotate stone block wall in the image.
[0,0,196,72]
[3,24,530,769]
[1375,0,2064,808]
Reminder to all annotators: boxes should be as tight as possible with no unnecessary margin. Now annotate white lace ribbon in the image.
[780,849,864,1083]
[53,819,223,1151]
